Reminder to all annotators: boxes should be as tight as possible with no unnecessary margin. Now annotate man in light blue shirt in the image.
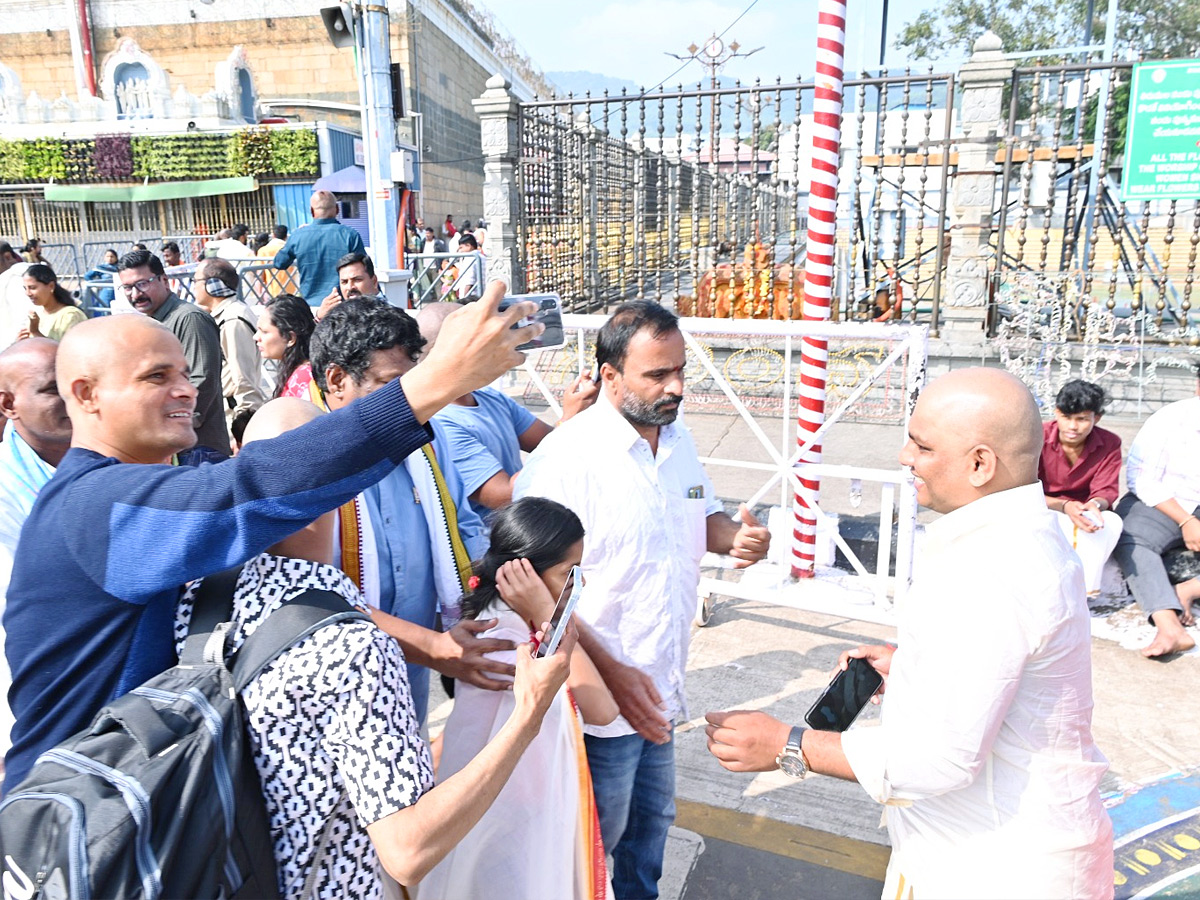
[0,338,71,769]
[272,190,365,305]
[417,303,598,522]
[312,299,510,722]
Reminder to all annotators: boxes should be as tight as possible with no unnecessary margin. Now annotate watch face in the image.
[779,753,806,777]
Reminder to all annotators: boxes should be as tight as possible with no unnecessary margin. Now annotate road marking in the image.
[675,798,890,880]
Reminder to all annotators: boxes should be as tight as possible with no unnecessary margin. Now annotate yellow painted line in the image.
[676,798,891,881]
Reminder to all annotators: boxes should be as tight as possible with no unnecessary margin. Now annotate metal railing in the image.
[514,71,956,321]
[994,59,1199,337]
[520,313,928,618]
[409,251,486,307]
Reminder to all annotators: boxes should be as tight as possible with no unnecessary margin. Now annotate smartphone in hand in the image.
[499,293,565,352]
[534,565,582,658]
[804,656,884,732]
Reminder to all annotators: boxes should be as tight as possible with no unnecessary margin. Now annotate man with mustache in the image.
[515,300,770,900]
[117,248,229,454]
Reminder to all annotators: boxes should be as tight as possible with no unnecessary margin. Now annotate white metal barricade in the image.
[521,313,928,626]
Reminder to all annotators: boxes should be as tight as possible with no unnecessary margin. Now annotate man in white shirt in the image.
[705,368,1114,900]
[1112,364,1200,658]
[0,242,30,348]
[206,224,258,268]
[514,300,770,900]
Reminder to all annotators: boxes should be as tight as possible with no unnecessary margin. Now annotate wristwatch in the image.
[776,726,808,779]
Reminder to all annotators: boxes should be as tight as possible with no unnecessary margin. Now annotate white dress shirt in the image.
[1125,395,1200,509]
[515,392,721,738]
[841,483,1113,900]
[0,262,30,346]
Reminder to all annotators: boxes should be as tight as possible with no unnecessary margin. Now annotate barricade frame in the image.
[521,313,928,624]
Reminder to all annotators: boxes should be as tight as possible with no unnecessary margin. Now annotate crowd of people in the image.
[0,192,1196,898]
[0,194,489,352]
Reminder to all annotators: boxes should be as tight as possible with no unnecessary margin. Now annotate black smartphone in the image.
[804,657,884,732]
[498,293,565,352]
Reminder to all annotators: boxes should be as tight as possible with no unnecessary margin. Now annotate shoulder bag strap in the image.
[231,588,369,693]
[178,565,244,666]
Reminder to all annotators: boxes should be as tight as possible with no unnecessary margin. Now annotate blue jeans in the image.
[584,732,676,900]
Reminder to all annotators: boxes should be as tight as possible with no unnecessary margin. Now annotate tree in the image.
[896,0,1200,61]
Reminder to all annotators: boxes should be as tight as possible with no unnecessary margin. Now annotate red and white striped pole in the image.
[792,0,847,579]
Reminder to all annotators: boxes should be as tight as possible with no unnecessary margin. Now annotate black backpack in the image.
[0,567,369,899]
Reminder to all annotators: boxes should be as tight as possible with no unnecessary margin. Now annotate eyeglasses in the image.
[120,276,159,296]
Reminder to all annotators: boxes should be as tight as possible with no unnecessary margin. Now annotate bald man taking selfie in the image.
[3,284,540,791]
[705,369,1114,900]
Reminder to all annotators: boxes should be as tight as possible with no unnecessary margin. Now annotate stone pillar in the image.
[472,74,524,292]
[943,31,1013,335]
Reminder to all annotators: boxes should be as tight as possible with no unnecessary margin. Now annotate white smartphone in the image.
[534,565,582,658]
[498,293,565,352]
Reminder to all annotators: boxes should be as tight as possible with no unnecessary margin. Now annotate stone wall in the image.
[0,17,358,114]
[398,9,488,224]
[0,2,503,225]
[0,30,74,102]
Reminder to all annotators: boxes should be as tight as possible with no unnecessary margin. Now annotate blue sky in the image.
[477,0,950,89]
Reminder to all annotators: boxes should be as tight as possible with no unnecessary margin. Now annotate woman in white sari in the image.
[419,498,617,900]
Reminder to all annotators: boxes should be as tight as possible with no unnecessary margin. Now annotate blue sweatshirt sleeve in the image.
[62,378,432,602]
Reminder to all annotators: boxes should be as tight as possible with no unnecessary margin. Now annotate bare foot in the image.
[1142,610,1196,658]
[1175,578,1200,627]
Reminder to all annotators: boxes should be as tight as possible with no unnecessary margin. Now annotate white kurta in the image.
[418,607,611,900]
[841,483,1114,900]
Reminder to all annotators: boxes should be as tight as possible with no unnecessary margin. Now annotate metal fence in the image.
[519,313,928,614]
[514,72,956,319]
[57,235,486,310]
[987,58,1200,411]
[993,59,1199,335]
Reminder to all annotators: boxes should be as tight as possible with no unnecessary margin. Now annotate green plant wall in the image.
[0,127,320,184]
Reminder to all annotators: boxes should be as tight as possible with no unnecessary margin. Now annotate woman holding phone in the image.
[420,497,617,900]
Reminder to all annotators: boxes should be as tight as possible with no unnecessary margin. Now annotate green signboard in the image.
[1121,59,1200,201]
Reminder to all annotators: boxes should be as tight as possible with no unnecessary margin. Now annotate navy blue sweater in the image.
[4,379,430,790]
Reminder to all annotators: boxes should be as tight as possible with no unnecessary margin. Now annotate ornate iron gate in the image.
[514,71,956,320]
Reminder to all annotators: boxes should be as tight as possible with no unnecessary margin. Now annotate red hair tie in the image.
[467,575,480,591]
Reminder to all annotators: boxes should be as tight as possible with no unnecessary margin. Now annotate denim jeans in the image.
[584,732,676,900]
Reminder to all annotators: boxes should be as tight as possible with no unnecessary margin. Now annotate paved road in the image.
[426,382,1200,899]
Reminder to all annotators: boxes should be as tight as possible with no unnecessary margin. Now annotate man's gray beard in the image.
[619,390,682,427]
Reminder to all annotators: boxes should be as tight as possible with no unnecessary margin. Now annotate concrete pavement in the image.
[425,382,1200,899]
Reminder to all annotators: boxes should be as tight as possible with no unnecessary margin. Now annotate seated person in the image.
[83,249,119,310]
[1113,363,1200,657]
[1038,379,1123,596]
[175,398,574,898]
[870,284,898,322]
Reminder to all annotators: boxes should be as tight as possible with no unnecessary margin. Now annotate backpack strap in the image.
[179,565,244,667]
[231,589,369,693]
